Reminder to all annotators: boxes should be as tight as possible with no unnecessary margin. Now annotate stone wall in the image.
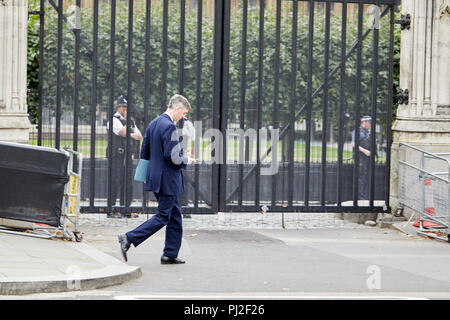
[390,0,450,213]
[0,0,31,143]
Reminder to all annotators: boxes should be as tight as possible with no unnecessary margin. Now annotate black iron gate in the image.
[32,0,398,215]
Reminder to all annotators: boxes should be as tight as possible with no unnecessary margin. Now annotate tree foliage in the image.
[27,0,400,140]
[27,0,41,124]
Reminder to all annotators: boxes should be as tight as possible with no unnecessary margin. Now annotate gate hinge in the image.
[396,88,409,105]
[394,14,411,30]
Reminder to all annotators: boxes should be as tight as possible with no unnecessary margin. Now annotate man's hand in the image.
[359,146,370,157]
[187,156,196,165]
[131,132,142,140]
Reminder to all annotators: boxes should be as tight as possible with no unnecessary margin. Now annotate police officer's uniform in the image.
[107,96,142,208]
[352,116,373,200]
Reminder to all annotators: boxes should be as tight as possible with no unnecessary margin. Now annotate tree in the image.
[29,0,400,144]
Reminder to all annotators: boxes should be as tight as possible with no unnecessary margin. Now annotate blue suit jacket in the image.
[140,113,188,196]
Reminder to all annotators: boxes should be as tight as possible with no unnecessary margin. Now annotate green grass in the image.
[30,139,383,163]
[200,139,355,163]
[30,139,111,158]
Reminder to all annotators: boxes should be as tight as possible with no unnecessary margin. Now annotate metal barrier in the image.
[61,148,83,241]
[398,143,450,242]
[41,148,83,241]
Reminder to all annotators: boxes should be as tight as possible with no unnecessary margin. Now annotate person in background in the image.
[352,115,373,200]
[107,95,142,213]
[118,94,195,264]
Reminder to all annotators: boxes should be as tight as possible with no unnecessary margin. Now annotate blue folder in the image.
[134,159,149,182]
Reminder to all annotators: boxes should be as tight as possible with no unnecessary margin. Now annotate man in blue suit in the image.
[118,94,195,264]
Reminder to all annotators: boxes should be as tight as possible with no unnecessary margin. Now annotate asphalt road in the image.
[9,220,450,300]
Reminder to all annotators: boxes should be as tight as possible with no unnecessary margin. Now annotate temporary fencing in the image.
[398,143,450,242]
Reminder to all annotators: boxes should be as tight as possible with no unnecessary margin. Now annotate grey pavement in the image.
[1,212,450,299]
[0,229,141,295]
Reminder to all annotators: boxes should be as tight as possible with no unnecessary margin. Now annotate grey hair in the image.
[167,94,191,111]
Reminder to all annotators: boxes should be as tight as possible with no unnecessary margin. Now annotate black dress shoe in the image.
[118,233,131,262]
[161,255,185,264]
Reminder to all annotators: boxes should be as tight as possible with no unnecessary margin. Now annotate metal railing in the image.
[398,143,450,242]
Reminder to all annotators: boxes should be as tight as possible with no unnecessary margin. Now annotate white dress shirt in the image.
[107,112,142,137]
[164,111,174,123]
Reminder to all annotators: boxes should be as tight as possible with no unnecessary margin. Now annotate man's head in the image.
[166,94,191,123]
[361,115,371,130]
[116,95,128,117]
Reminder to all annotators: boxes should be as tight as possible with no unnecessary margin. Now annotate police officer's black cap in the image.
[117,95,128,107]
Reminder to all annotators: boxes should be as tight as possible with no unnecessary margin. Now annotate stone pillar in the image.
[390,0,450,209]
[0,0,31,144]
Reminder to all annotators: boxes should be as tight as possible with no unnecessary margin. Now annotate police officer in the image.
[107,95,142,210]
[352,115,373,200]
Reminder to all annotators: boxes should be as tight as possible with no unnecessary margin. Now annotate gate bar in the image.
[304,0,314,206]
[55,0,63,150]
[385,5,395,210]
[219,0,231,210]
[287,0,298,208]
[352,2,363,206]
[255,0,265,208]
[320,0,331,206]
[161,0,168,111]
[37,0,45,147]
[238,0,248,207]
[337,0,347,206]
[125,0,134,210]
[179,0,185,95]
[369,4,380,208]
[89,0,99,209]
[194,0,203,209]
[272,0,282,208]
[142,0,151,210]
[212,0,224,213]
[107,0,116,212]
[73,0,81,154]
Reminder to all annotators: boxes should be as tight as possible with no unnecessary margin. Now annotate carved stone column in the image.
[0,0,31,144]
[390,0,450,209]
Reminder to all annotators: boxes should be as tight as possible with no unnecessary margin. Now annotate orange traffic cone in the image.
[413,177,440,228]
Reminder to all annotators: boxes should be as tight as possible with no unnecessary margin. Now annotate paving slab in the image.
[3,212,450,299]
[0,232,141,295]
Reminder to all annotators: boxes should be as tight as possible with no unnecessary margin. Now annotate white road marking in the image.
[113,294,428,300]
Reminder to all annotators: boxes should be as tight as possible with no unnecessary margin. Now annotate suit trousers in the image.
[126,193,183,258]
